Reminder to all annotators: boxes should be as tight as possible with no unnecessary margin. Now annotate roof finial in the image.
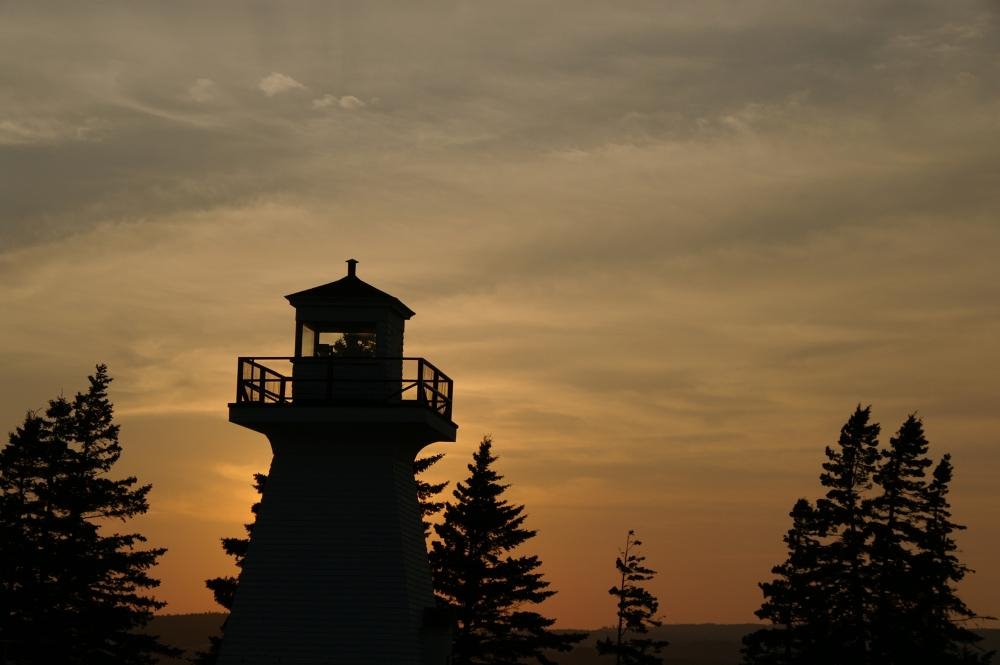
[346,258,358,277]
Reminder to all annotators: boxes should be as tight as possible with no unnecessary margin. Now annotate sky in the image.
[1,1,999,629]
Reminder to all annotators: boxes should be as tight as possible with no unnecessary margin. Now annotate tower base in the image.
[217,436,449,665]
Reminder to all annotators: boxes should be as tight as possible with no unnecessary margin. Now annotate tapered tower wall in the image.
[218,438,435,665]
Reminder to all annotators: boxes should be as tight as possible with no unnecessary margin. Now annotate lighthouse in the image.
[219,260,457,665]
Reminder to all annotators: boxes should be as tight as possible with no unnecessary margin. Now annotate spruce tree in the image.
[909,455,993,664]
[596,530,668,665]
[414,452,449,537]
[429,436,585,665]
[745,407,993,665]
[868,415,934,661]
[813,404,881,662]
[330,331,376,357]
[0,365,175,664]
[742,500,831,665]
[204,473,268,614]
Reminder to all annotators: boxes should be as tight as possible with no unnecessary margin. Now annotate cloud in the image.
[257,72,305,97]
[336,95,366,110]
[312,94,367,110]
[1,0,999,626]
[0,119,65,145]
[188,77,217,102]
[0,117,108,145]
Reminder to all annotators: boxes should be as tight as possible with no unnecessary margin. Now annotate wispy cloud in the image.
[0,117,108,145]
[188,77,218,103]
[1,0,998,626]
[312,94,366,110]
[257,71,305,96]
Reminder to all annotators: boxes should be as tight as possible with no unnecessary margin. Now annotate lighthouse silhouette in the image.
[219,260,457,664]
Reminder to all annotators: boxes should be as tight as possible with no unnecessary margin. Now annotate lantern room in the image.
[229,259,455,432]
[288,258,414,359]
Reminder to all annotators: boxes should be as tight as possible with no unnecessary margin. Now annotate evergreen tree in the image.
[429,436,585,665]
[742,500,831,665]
[204,473,267,614]
[330,331,376,357]
[868,415,934,662]
[909,455,993,664]
[745,406,883,665]
[596,530,668,665]
[0,365,175,664]
[189,474,268,664]
[744,407,993,665]
[414,452,449,537]
[812,404,881,662]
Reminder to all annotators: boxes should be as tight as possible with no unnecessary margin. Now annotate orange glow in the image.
[1,2,999,629]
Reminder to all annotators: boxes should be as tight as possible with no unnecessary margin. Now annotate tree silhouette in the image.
[414,452,449,537]
[188,474,268,663]
[596,530,668,665]
[744,408,993,665]
[429,436,585,664]
[814,405,881,661]
[742,499,831,664]
[907,454,994,663]
[868,414,935,661]
[0,365,176,664]
[197,453,447,663]
[330,331,375,357]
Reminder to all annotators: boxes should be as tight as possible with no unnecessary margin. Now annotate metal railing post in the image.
[236,358,244,403]
[446,378,453,419]
[418,358,427,405]
[432,370,440,413]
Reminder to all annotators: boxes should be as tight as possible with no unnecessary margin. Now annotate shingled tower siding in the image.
[222,261,457,665]
[219,442,433,663]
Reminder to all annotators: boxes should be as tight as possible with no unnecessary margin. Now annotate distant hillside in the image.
[554,624,757,665]
[148,613,224,664]
[556,625,999,665]
[147,614,999,664]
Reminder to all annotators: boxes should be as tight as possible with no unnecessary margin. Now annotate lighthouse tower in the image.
[219,260,457,665]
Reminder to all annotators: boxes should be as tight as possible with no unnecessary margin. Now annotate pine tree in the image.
[813,404,881,662]
[204,473,268,614]
[745,407,993,665]
[429,436,585,665]
[742,500,831,665]
[330,331,376,357]
[0,364,175,664]
[596,530,668,665]
[414,452,449,537]
[188,474,268,664]
[909,455,993,664]
[868,414,934,662]
[746,406,882,664]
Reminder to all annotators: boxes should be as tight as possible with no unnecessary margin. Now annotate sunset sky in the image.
[2,1,999,629]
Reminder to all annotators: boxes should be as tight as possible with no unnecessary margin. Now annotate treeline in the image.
[742,406,994,665]
[0,368,993,665]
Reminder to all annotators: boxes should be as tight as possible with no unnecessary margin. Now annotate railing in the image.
[235,356,453,420]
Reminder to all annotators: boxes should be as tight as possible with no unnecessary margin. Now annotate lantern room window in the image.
[298,323,376,358]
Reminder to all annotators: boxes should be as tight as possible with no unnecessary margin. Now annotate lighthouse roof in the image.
[285,260,415,319]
